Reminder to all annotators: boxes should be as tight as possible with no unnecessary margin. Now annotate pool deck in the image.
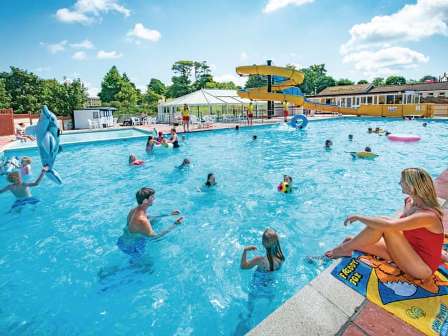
[0,115,335,152]
[248,262,424,336]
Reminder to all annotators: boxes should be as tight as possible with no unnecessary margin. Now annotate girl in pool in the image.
[156,131,166,145]
[325,168,443,280]
[240,228,285,272]
[205,173,216,187]
[145,136,156,153]
[166,128,180,148]
[129,154,144,166]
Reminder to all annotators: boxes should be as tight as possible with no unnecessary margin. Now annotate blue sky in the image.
[1,0,447,96]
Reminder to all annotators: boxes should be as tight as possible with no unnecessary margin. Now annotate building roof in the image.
[159,89,254,107]
[314,84,372,97]
[311,81,448,97]
[369,81,448,93]
[74,107,116,111]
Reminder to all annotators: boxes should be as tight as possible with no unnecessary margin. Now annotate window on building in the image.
[93,111,99,119]
[378,96,385,104]
[356,97,360,106]
[428,92,434,96]
[361,97,366,104]
[439,92,445,97]
[394,95,402,104]
[386,95,395,104]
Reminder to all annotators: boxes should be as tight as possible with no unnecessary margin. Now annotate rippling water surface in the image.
[1,118,447,335]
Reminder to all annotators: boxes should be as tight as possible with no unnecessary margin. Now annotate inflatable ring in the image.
[154,143,174,150]
[288,114,308,129]
[351,151,378,159]
[387,134,421,142]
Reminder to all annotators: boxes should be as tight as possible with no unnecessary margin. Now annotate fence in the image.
[0,109,14,136]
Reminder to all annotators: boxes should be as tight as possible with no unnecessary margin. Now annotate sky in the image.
[1,0,447,97]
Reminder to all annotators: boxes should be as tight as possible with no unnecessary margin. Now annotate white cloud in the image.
[41,40,68,54]
[72,51,88,60]
[56,0,130,24]
[70,39,94,49]
[341,0,448,54]
[263,0,314,13]
[97,50,122,59]
[84,81,100,97]
[214,74,247,87]
[127,23,161,42]
[240,51,248,61]
[342,47,429,78]
[340,0,446,77]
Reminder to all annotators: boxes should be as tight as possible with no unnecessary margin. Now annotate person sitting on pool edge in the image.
[324,139,333,150]
[129,154,144,166]
[117,187,183,258]
[240,228,285,272]
[325,168,443,280]
[0,166,48,209]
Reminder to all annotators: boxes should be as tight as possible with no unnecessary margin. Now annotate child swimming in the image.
[277,175,293,193]
[0,166,48,209]
[129,154,144,166]
[20,156,32,177]
[324,139,333,150]
[240,228,285,272]
[348,134,353,141]
[177,158,191,169]
[205,173,216,187]
[145,136,156,153]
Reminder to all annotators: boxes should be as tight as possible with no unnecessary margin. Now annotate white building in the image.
[73,107,116,129]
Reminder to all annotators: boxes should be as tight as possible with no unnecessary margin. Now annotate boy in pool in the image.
[277,175,293,193]
[324,139,333,150]
[348,134,353,141]
[364,146,372,152]
[129,154,144,166]
[0,166,48,209]
[252,135,257,140]
[117,187,183,258]
[20,157,32,177]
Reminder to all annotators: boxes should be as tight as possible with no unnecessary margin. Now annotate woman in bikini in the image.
[325,168,443,280]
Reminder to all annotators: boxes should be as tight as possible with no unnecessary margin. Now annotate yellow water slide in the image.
[235,65,358,114]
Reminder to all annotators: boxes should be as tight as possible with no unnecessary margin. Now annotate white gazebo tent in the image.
[157,89,266,124]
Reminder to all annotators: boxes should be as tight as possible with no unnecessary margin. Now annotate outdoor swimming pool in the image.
[1,118,447,335]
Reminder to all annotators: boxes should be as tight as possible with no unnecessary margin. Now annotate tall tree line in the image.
[0,67,88,115]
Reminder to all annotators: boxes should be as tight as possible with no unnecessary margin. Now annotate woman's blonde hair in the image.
[401,168,443,219]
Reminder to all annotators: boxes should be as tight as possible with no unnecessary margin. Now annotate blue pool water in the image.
[9,128,148,150]
[1,118,447,335]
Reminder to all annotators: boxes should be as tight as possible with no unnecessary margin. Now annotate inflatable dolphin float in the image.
[28,105,62,184]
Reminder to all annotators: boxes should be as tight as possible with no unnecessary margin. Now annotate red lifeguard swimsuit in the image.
[401,207,443,272]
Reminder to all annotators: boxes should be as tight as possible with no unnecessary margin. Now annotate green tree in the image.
[167,76,192,98]
[0,78,11,109]
[357,80,369,84]
[336,78,355,86]
[66,79,88,114]
[385,75,406,86]
[419,75,437,83]
[42,79,68,115]
[205,81,238,90]
[148,78,166,96]
[299,64,336,95]
[372,77,384,86]
[4,67,43,113]
[99,66,122,102]
[245,75,266,89]
[193,61,213,89]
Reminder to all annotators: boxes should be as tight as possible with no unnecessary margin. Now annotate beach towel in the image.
[332,252,448,335]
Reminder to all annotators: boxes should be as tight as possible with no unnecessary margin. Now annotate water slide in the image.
[235,65,358,114]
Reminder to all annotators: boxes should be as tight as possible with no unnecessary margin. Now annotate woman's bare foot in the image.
[324,245,352,259]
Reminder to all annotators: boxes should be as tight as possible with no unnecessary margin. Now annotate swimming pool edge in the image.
[246,262,365,336]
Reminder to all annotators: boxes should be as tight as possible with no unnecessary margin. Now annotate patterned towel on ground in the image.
[331,251,448,336]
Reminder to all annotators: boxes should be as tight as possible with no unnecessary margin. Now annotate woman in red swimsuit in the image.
[325,168,444,280]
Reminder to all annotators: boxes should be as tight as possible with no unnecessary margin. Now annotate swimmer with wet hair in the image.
[240,228,285,272]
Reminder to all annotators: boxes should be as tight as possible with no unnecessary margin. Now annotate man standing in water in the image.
[117,187,183,258]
